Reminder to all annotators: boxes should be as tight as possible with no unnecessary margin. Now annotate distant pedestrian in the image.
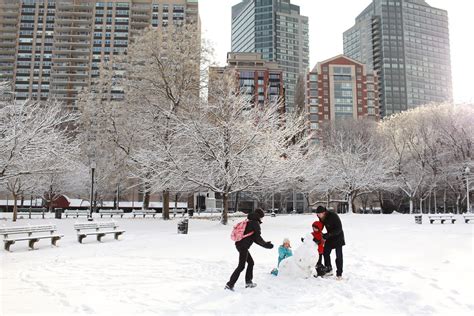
[225,208,273,291]
[315,206,345,280]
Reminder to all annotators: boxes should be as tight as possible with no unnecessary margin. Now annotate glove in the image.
[322,233,329,240]
[301,237,305,242]
[313,238,321,245]
[265,242,274,249]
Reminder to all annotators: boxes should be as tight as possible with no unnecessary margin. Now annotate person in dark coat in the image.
[315,205,345,279]
[225,208,273,291]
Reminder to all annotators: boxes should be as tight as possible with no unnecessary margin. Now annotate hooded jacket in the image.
[235,212,268,250]
[311,221,325,254]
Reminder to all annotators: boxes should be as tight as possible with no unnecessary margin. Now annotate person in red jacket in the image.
[301,220,325,276]
[311,221,325,268]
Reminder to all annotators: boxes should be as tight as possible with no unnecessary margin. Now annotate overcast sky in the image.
[199,0,474,102]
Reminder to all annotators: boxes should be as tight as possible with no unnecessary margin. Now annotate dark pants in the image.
[324,246,343,277]
[227,246,254,287]
[316,254,323,266]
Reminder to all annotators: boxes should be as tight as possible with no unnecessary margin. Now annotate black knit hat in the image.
[254,208,265,218]
[314,206,327,214]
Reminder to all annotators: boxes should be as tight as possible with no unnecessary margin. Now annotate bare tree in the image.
[310,119,391,213]
[78,24,211,219]
[134,73,309,224]
[380,103,474,213]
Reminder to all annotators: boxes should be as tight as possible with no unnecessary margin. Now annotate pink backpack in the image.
[231,220,254,241]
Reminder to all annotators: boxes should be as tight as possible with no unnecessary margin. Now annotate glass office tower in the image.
[344,0,452,116]
[232,0,309,112]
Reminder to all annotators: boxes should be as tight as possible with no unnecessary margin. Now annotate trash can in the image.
[178,219,188,234]
[55,208,62,219]
[414,215,422,224]
[188,209,194,217]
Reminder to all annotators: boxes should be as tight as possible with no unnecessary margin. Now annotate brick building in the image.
[306,55,380,136]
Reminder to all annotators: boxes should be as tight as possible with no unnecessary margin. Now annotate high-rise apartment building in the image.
[307,55,380,136]
[209,52,284,107]
[231,0,309,112]
[343,0,452,117]
[0,0,199,104]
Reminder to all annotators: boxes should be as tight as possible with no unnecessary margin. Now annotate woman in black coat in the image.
[225,208,273,291]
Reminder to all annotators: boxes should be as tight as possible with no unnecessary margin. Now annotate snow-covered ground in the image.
[1,213,473,315]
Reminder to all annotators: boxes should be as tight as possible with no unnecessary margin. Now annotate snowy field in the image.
[1,213,473,316]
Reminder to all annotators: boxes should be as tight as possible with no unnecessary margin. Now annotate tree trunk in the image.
[234,191,240,213]
[326,191,330,208]
[48,185,53,213]
[175,193,179,216]
[347,192,353,214]
[434,189,437,213]
[292,189,296,212]
[271,192,275,213]
[419,198,423,214]
[13,193,18,222]
[409,197,414,214]
[114,184,120,209]
[163,190,170,220]
[142,189,150,210]
[443,189,447,214]
[221,192,228,225]
[456,194,460,214]
[428,193,432,214]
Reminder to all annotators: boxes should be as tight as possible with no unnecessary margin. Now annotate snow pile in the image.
[1,213,473,315]
[278,233,318,279]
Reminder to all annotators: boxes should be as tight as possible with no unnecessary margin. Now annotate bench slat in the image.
[78,230,125,236]
[5,234,64,242]
[0,225,57,235]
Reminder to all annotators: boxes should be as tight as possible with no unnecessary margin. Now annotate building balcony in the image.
[54,33,91,39]
[55,8,93,16]
[130,19,150,26]
[131,5,151,13]
[51,80,89,86]
[0,55,15,62]
[54,41,91,48]
[0,63,13,70]
[0,47,16,55]
[51,64,89,70]
[1,9,19,17]
[0,40,17,46]
[54,25,92,31]
[52,48,90,55]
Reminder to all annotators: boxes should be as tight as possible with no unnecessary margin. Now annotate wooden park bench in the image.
[0,224,63,251]
[98,209,124,218]
[462,214,474,223]
[17,208,47,219]
[427,214,456,224]
[74,222,125,243]
[172,208,186,218]
[64,209,89,218]
[132,210,157,218]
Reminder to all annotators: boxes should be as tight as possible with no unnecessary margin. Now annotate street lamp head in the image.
[91,161,97,169]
